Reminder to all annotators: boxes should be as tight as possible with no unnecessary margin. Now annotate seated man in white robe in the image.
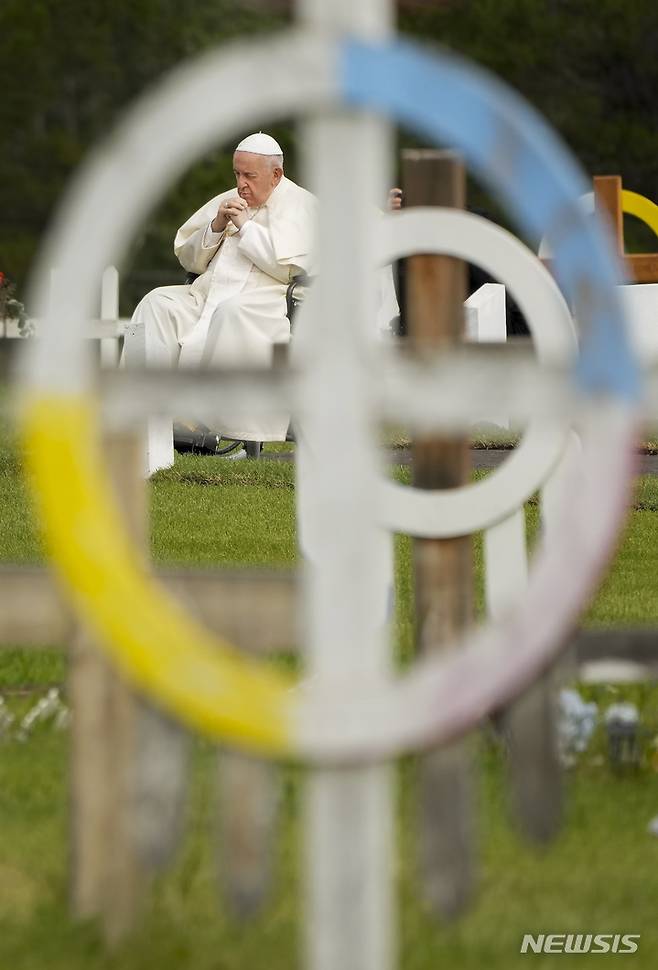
[124,132,318,474]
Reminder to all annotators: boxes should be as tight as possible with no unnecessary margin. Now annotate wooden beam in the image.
[570,627,658,669]
[626,253,658,283]
[0,566,297,651]
[402,149,476,920]
[2,565,657,671]
[0,566,75,644]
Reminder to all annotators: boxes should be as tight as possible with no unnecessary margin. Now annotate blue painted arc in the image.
[339,36,640,402]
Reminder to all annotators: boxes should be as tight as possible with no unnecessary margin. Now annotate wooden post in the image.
[215,631,280,918]
[594,176,624,255]
[69,429,172,944]
[402,149,476,919]
[497,438,581,844]
[216,749,279,916]
[131,703,189,873]
[69,631,115,920]
[504,675,563,843]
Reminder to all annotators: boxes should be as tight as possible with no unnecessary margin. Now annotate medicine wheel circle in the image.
[19,31,639,760]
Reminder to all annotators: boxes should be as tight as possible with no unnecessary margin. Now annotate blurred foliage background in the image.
[1,0,657,312]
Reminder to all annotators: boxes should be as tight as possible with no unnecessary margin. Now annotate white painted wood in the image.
[298,0,395,957]
[298,0,393,36]
[620,282,658,362]
[100,266,121,368]
[465,282,509,429]
[300,110,395,970]
[485,505,562,842]
[580,660,651,683]
[3,318,127,339]
[49,267,60,308]
[143,418,174,476]
[484,509,528,621]
[464,283,506,343]
[541,432,582,542]
[120,309,174,475]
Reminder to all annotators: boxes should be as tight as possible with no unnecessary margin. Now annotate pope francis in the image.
[123,132,318,473]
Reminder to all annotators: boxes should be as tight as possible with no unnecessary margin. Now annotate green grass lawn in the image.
[1,435,658,969]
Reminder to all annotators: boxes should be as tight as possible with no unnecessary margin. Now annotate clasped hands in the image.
[211,187,400,236]
[211,196,250,234]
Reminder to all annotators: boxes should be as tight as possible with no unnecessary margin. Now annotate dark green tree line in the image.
[399,0,658,244]
[0,0,288,308]
[1,0,656,311]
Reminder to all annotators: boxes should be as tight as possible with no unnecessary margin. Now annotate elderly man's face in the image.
[233,151,282,208]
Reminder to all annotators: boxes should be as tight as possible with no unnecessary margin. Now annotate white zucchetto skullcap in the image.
[235,132,283,156]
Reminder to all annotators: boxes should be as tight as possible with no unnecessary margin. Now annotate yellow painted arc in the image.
[21,395,296,756]
[622,189,658,243]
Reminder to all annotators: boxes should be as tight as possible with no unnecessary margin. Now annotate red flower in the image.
[0,272,6,286]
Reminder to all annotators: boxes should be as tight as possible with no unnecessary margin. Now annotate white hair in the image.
[233,148,284,172]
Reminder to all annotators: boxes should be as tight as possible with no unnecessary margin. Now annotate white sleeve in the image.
[174,194,224,274]
[202,222,224,248]
[237,221,292,284]
[175,224,221,275]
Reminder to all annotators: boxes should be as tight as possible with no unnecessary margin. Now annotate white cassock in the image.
[123,175,317,472]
